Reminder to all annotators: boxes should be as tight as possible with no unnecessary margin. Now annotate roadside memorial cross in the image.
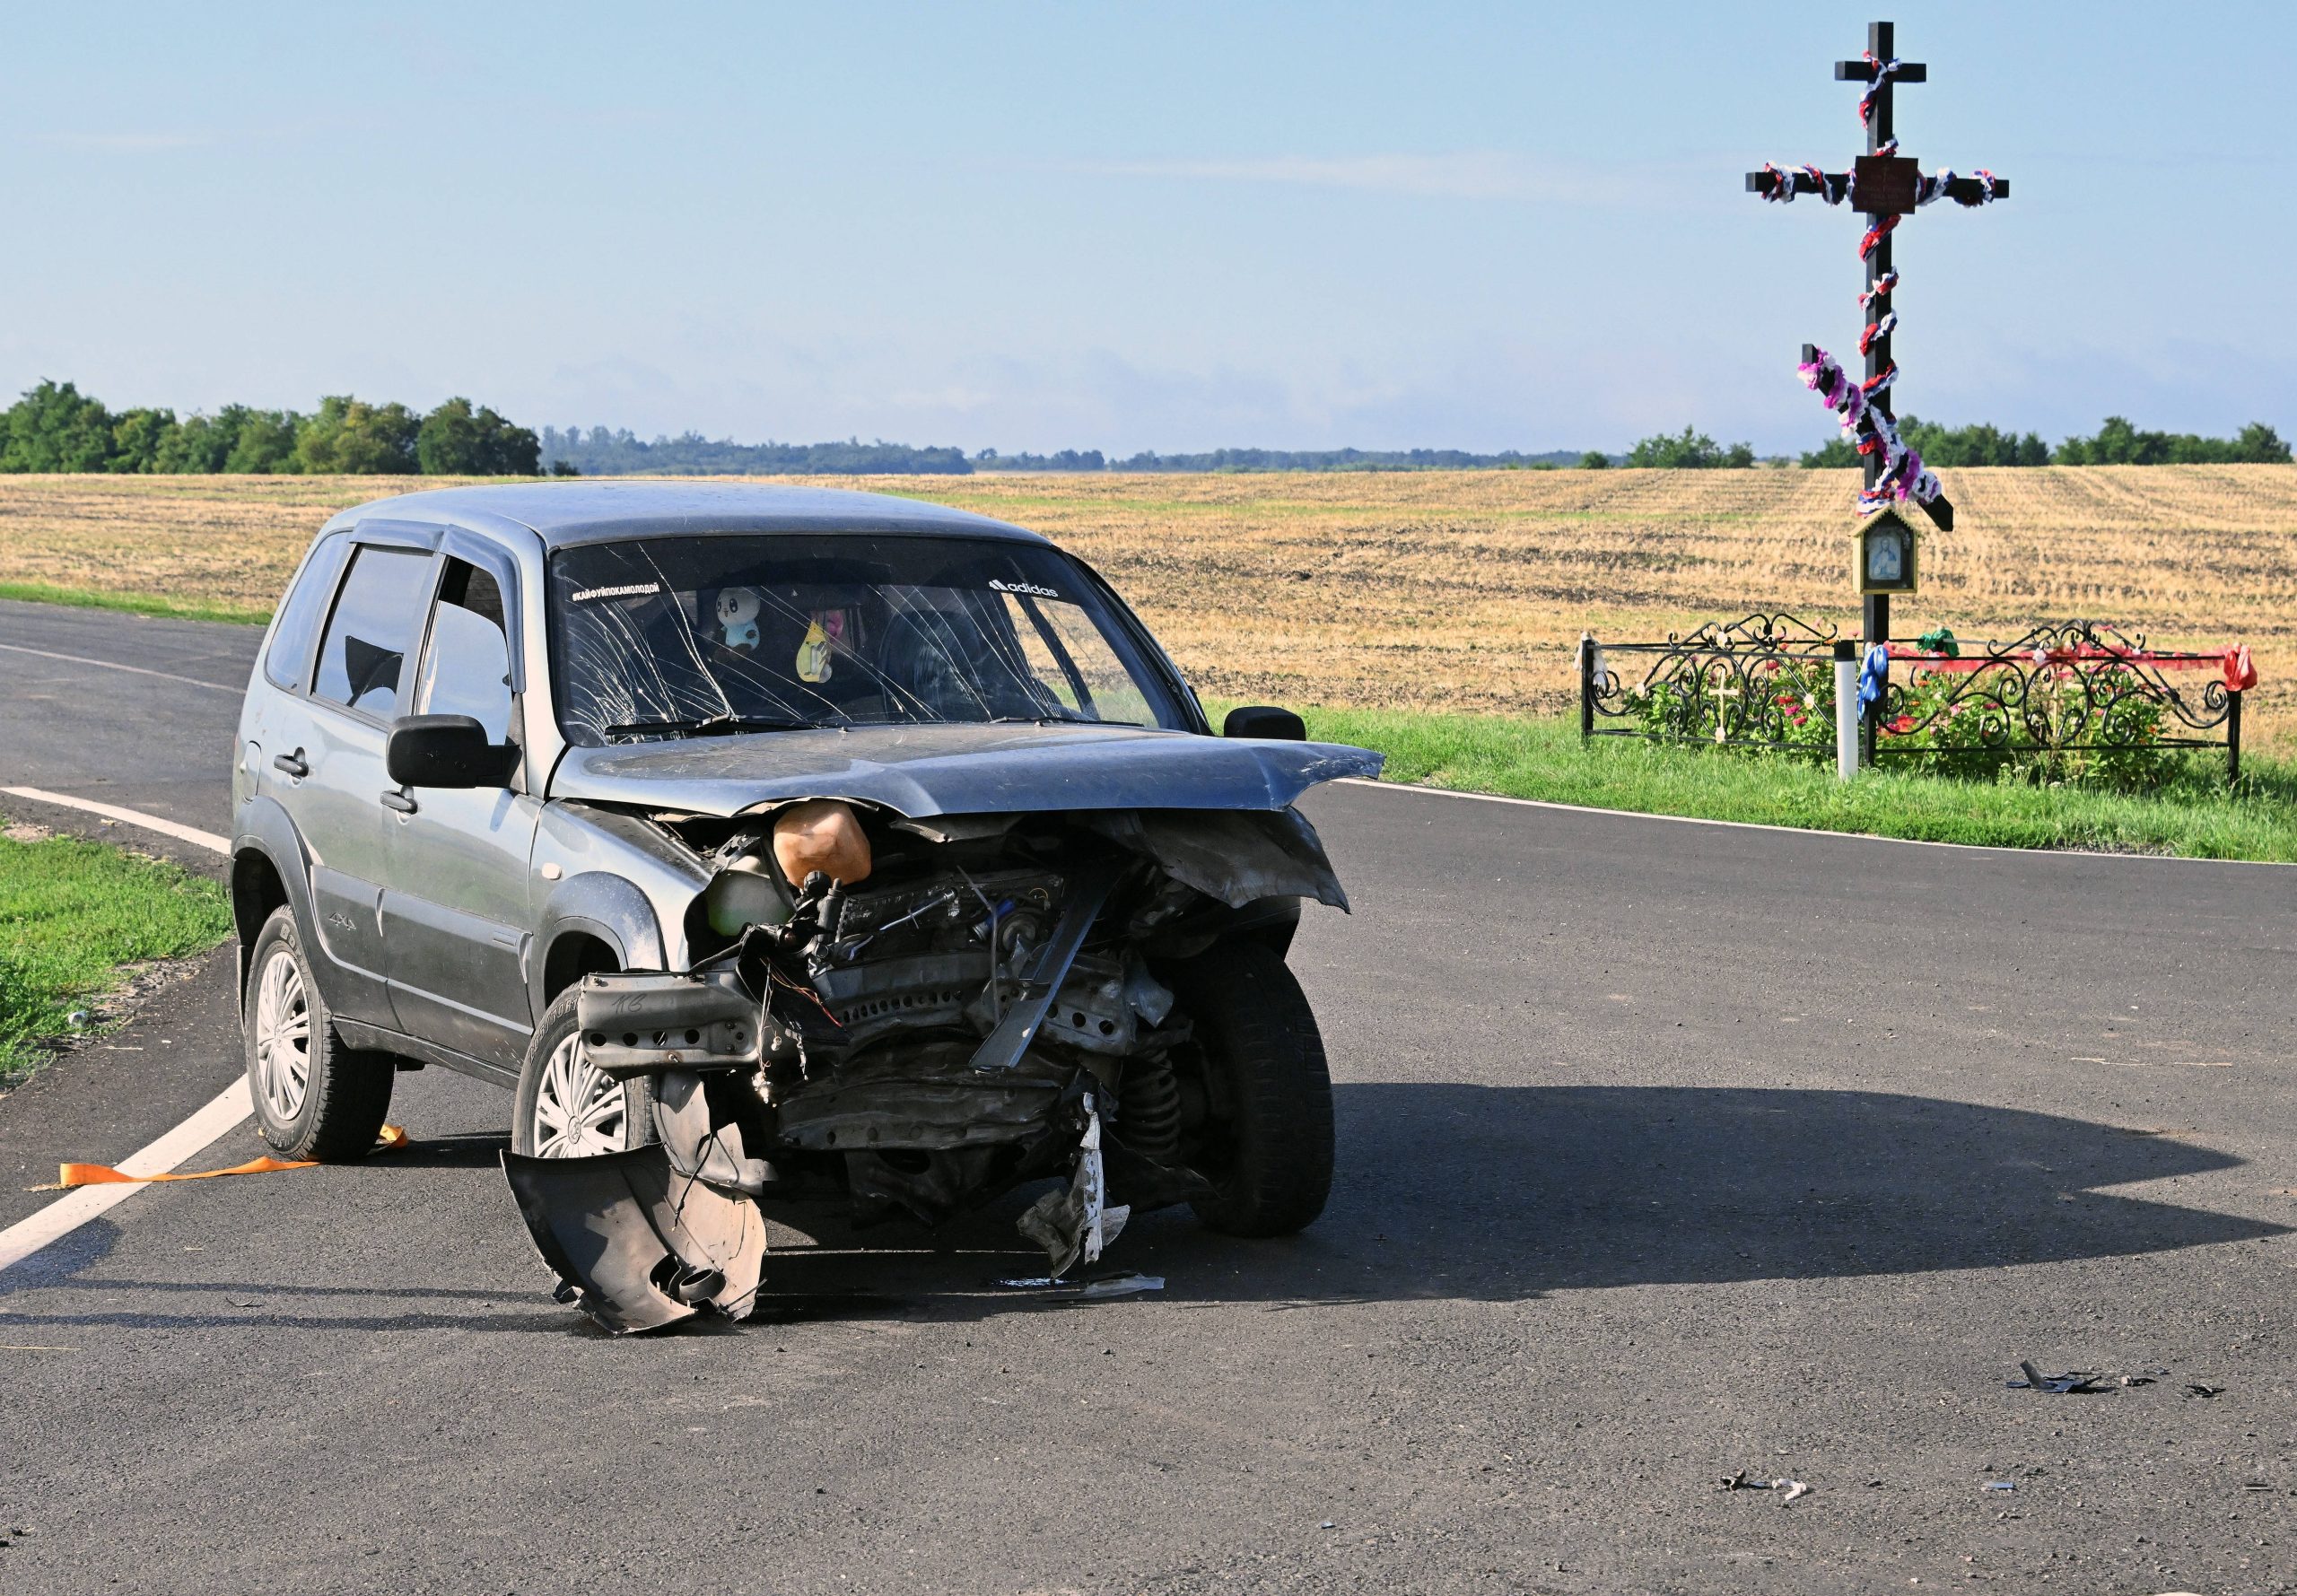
[1742,18,2008,650]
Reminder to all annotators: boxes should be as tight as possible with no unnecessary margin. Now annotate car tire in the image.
[244,906,396,1161]
[1167,938,1334,1237]
[511,984,659,1159]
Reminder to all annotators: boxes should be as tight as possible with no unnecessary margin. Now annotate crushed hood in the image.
[547,721,1383,819]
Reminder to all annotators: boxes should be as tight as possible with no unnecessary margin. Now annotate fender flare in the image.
[531,871,669,1018]
[229,796,320,1009]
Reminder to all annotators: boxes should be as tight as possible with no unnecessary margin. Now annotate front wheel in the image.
[244,907,395,1161]
[511,985,659,1159]
[1166,938,1335,1236]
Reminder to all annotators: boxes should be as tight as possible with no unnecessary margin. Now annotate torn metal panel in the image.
[502,1146,765,1335]
[576,969,762,1077]
[1016,1095,1130,1277]
[1086,807,1349,911]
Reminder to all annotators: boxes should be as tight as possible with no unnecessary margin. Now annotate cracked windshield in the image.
[549,533,1185,745]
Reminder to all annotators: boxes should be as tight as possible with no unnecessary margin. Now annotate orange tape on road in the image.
[56,1154,315,1187]
[36,1124,410,1190]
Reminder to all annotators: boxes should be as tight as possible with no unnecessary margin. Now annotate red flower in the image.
[1889,714,1916,733]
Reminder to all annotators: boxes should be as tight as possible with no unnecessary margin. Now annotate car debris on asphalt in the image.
[1719,1471,1812,1504]
[2005,1360,2171,1393]
[993,1271,1166,1301]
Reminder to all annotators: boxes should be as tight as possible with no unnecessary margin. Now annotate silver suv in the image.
[231,483,1378,1331]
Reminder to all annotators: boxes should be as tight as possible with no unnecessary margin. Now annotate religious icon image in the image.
[1865,534,1903,584]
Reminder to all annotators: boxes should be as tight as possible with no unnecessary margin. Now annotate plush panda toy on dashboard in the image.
[715,588,762,652]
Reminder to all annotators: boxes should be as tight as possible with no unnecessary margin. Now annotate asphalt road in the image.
[3,596,2294,1595]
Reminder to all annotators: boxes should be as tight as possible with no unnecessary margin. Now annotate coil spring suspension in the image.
[1118,1057,1182,1162]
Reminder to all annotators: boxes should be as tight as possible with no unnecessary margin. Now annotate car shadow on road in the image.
[7,1084,2283,1332]
[744,1081,2292,1320]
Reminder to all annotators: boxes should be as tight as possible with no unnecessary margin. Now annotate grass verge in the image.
[0,831,234,1087]
[1272,702,2297,863]
[0,580,271,626]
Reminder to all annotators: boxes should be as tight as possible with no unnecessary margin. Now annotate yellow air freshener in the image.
[796,616,834,684]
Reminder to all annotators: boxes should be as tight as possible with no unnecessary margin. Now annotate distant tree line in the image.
[1796,415,2289,468]
[974,445,1588,472]
[540,427,972,475]
[1597,427,1759,469]
[0,380,539,475]
[12,378,2284,477]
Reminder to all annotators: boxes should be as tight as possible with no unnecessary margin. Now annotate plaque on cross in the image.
[1742,18,2009,651]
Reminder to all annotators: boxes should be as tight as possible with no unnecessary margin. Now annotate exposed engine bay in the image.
[504,794,1352,1334]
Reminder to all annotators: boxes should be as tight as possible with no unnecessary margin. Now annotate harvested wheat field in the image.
[4,467,2293,737]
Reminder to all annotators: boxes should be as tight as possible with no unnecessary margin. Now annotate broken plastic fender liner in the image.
[42,1123,409,1189]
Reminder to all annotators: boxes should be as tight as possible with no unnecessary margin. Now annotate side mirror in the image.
[387,714,520,789]
[1222,705,1306,741]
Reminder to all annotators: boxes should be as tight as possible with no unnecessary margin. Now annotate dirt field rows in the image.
[4,467,2292,734]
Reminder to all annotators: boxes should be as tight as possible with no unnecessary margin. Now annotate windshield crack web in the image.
[553,535,1174,745]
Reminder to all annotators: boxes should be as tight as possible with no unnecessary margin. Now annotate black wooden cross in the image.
[1742,19,2008,648]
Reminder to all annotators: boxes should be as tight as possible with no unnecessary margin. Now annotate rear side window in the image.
[313,546,435,718]
[262,534,352,691]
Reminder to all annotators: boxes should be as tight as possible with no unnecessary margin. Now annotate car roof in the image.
[319,480,1046,550]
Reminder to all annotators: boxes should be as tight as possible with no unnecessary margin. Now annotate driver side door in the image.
[378,551,543,1071]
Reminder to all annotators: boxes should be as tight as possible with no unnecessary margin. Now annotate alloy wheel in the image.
[251,948,312,1124]
[531,1033,628,1158]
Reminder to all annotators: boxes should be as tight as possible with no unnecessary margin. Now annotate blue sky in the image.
[1,2,2285,455]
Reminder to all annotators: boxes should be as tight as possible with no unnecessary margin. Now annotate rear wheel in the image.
[512,985,659,1158]
[244,907,395,1161]
[1166,938,1334,1236]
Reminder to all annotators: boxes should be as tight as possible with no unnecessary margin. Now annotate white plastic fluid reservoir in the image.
[706,854,791,936]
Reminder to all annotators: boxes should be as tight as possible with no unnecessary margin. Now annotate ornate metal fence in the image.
[1579,614,1846,754]
[1580,615,2249,782]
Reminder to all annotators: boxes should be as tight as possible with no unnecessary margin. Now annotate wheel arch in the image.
[230,798,319,1009]
[539,925,622,1007]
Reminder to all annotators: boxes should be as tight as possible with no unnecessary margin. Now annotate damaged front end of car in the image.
[504,789,1365,1334]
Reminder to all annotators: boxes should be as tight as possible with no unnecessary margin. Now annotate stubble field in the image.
[3,466,2293,737]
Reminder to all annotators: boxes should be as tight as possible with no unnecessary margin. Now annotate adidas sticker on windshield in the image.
[988,578,1061,599]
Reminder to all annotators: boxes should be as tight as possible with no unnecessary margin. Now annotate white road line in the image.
[2,787,230,855]
[0,789,247,1275]
[0,638,241,693]
[0,1078,252,1277]
[1331,776,2292,868]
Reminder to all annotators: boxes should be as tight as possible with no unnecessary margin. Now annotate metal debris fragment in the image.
[994,1271,1166,1302]
[2007,1360,2113,1394]
[1719,1471,1811,1503]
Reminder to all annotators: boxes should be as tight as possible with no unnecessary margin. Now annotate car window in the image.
[998,591,1159,728]
[313,545,434,718]
[264,534,354,692]
[413,561,514,743]
[547,534,1188,745]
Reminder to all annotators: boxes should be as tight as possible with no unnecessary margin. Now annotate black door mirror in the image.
[387,714,520,789]
[1221,705,1306,741]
